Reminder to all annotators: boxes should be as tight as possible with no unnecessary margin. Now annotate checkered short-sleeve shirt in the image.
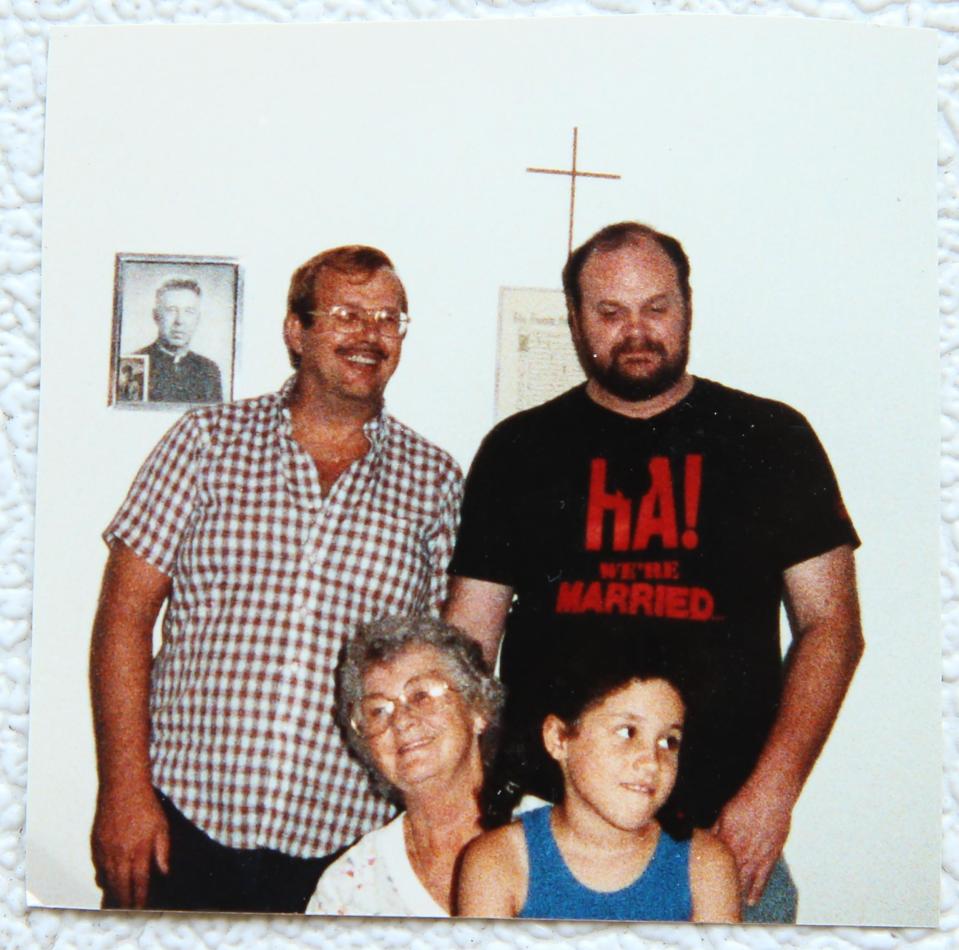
[104,378,463,857]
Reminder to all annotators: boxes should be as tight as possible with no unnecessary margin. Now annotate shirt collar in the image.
[362,409,389,455]
[277,375,390,455]
[156,342,187,362]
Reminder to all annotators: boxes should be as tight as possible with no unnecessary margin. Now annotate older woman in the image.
[306,615,523,917]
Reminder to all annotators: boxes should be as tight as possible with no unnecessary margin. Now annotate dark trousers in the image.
[103,791,343,913]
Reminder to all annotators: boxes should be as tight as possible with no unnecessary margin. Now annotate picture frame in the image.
[109,253,242,409]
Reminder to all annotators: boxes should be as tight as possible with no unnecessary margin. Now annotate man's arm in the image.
[712,543,864,905]
[89,542,172,908]
[444,575,514,668]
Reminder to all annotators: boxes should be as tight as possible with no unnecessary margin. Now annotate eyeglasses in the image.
[352,673,457,739]
[309,305,410,339]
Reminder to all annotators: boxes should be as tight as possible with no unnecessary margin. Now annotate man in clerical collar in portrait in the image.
[137,277,223,404]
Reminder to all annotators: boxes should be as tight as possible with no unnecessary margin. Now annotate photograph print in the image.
[110,253,240,408]
[26,17,940,930]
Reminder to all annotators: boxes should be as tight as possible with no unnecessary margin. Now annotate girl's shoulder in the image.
[688,829,741,923]
[457,820,530,917]
[464,820,528,875]
[467,797,547,873]
[689,828,736,871]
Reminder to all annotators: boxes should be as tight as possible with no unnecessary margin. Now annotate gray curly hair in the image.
[336,614,504,802]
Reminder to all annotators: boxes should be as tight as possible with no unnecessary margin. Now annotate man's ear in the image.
[472,712,488,736]
[565,298,580,341]
[542,714,569,765]
[283,312,303,358]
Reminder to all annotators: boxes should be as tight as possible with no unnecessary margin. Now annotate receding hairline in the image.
[585,232,678,263]
[155,279,202,304]
[563,221,692,318]
[578,235,684,287]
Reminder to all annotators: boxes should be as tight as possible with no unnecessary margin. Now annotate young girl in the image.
[456,649,740,922]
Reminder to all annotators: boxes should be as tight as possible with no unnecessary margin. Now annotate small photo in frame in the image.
[109,253,241,408]
[114,355,147,404]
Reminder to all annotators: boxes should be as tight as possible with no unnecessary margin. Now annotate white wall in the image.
[27,18,940,924]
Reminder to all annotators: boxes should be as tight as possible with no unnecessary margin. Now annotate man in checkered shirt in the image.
[90,246,463,912]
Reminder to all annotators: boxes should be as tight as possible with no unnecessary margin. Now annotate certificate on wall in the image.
[495,287,583,419]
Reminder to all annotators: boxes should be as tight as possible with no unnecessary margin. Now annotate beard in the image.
[573,330,690,402]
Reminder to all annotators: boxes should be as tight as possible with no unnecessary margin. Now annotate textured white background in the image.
[1,4,954,950]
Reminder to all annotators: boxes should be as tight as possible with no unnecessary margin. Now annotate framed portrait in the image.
[110,253,241,408]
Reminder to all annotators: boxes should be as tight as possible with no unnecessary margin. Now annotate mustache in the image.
[335,343,389,360]
[612,340,668,359]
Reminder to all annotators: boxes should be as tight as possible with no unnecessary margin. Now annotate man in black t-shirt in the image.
[446,222,863,922]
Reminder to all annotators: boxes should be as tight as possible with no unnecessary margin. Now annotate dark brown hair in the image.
[286,245,407,328]
[562,222,692,316]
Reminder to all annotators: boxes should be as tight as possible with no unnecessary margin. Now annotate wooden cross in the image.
[526,127,622,257]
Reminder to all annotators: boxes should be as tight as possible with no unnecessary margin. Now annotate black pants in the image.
[103,791,344,913]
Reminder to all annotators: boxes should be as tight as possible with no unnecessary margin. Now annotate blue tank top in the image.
[518,805,692,921]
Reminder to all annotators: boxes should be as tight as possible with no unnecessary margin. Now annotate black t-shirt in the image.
[450,379,859,825]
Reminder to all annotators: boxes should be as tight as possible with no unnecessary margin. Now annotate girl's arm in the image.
[689,829,742,923]
[455,824,527,917]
